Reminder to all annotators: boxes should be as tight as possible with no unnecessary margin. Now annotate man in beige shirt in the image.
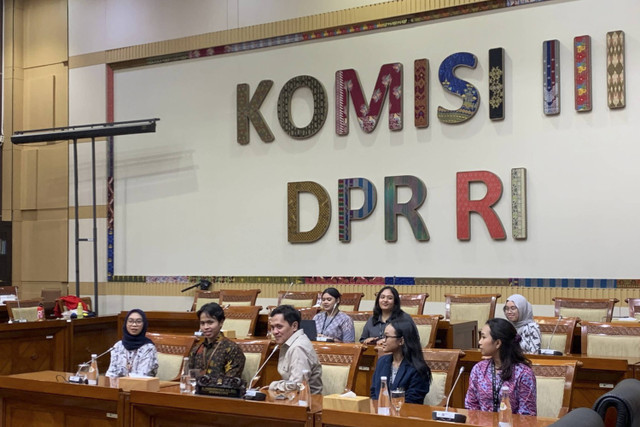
[268,305,323,394]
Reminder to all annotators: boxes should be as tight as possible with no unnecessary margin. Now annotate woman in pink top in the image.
[465,318,537,415]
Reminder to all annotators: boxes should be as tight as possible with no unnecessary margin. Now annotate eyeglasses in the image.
[503,306,518,313]
[382,335,400,341]
[127,319,143,325]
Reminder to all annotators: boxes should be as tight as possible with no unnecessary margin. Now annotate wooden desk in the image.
[130,389,320,427]
[318,403,556,427]
[457,349,631,410]
[0,320,68,374]
[435,320,478,350]
[67,315,118,373]
[0,370,124,427]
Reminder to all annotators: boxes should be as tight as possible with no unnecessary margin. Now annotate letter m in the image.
[335,63,403,135]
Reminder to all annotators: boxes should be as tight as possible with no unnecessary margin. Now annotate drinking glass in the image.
[391,389,405,415]
[189,369,200,394]
[283,381,299,401]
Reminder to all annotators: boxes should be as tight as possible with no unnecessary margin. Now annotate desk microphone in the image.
[244,344,279,400]
[432,367,467,423]
[539,315,563,356]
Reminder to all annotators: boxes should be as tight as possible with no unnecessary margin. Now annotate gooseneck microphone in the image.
[432,367,467,423]
[244,344,279,400]
[539,315,563,356]
[83,346,115,365]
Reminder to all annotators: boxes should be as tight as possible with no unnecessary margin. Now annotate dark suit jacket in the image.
[370,354,430,404]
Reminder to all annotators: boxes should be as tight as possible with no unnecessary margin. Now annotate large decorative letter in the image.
[384,176,429,242]
[574,36,592,112]
[607,30,625,109]
[511,168,527,240]
[335,63,403,135]
[338,178,377,243]
[543,40,560,115]
[414,59,429,128]
[456,171,506,241]
[237,81,274,144]
[488,48,505,121]
[437,53,479,124]
[277,75,328,139]
[288,182,331,243]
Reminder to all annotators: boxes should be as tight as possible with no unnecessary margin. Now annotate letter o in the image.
[277,75,328,139]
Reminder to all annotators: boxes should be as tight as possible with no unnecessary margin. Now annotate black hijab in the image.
[122,309,153,351]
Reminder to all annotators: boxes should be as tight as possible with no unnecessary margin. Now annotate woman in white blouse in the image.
[106,309,158,378]
[503,294,541,354]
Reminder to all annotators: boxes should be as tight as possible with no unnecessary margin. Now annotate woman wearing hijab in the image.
[503,294,541,354]
[106,309,158,377]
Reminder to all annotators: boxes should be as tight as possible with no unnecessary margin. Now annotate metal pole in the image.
[73,138,80,297]
[91,137,99,315]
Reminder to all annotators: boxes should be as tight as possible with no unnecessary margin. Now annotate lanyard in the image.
[321,311,338,334]
[491,360,503,412]
[200,338,222,372]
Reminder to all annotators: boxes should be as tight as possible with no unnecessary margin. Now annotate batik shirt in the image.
[465,359,537,415]
[105,341,158,377]
[313,311,355,343]
[517,322,542,354]
[188,334,246,379]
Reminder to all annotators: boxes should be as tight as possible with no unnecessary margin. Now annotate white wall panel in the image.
[109,0,640,278]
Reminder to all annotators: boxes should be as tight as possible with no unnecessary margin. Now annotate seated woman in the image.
[504,294,541,354]
[313,287,355,343]
[188,302,246,378]
[465,318,537,415]
[370,316,431,404]
[360,286,411,345]
[106,309,158,377]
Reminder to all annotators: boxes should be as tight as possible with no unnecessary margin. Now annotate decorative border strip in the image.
[108,275,638,289]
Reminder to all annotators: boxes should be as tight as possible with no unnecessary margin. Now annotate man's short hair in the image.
[196,302,225,322]
[270,304,301,327]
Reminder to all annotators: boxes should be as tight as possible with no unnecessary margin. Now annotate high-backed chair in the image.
[581,321,640,359]
[399,293,428,315]
[592,378,640,427]
[548,407,605,427]
[312,342,365,395]
[339,293,364,311]
[421,349,464,406]
[445,293,501,330]
[535,316,579,355]
[191,290,220,312]
[277,290,319,308]
[147,332,198,381]
[298,306,320,320]
[412,314,441,348]
[625,298,640,320]
[41,288,62,313]
[344,311,372,343]
[531,359,580,418]
[5,298,43,321]
[219,289,261,307]
[0,286,18,296]
[223,305,262,338]
[553,297,619,322]
[234,339,271,387]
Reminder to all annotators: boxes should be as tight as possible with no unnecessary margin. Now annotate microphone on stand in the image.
[432,367,467,423]
[180,279,212,293]
[539,315,564,356]
[244,344,279,400]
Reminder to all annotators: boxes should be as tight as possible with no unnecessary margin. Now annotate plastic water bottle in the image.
[377,376,392,415]
[179,357,190,394]
[76,303,84,319]
[87,354,99,385]
[498,385,513,427]
[298,369,310,407]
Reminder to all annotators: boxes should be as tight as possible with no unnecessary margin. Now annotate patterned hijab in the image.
[122,309,153,351]
[505,294,536,332]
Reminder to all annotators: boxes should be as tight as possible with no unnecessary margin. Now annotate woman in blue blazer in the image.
[370,316,431,404]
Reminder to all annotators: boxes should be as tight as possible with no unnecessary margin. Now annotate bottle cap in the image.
[91,354,97,358]
[501,385,509,391]
[381,376,387,380]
